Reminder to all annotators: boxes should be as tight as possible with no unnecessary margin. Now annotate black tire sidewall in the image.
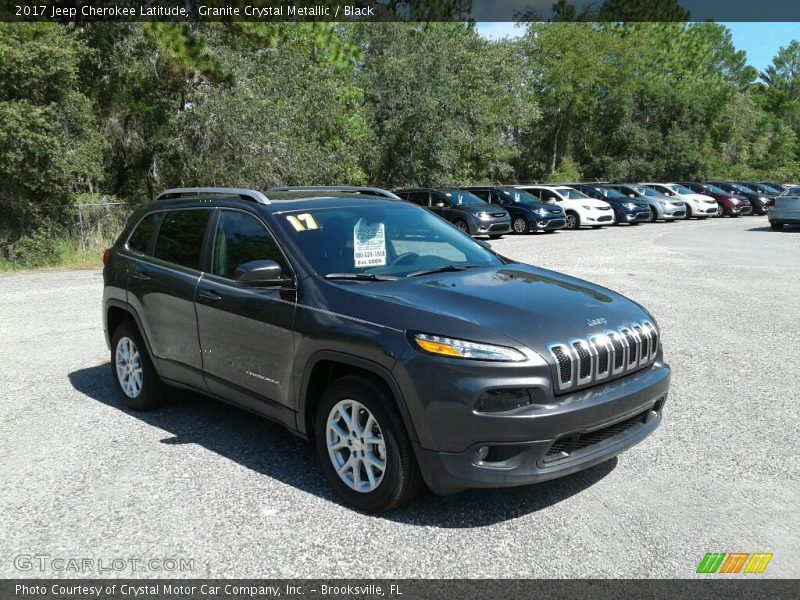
[314,376,418,512]
[110,321,163,410]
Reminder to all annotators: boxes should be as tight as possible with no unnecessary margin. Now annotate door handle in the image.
[198,289,223,302]
[131,269,150,281]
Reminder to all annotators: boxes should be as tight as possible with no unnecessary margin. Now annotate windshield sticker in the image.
[287,213,319,232]
[353,219,387,268]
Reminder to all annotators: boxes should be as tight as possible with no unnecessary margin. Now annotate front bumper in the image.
[623,210,650,222]
[584,211,615,224]
[404,360,671,495]
[473,218,511,236]
[534,216,566,230]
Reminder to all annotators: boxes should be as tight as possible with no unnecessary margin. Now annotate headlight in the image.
[582,205,594,210]
[475,212,491,219]
[535,208,549,216]
[624,202,637,209]
[413,333,526,362]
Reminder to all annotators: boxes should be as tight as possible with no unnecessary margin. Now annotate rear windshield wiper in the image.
[406,264,477,278]
[325,273,398,282]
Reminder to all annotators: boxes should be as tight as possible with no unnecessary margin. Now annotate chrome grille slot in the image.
[633,324,648,366]
[621,327,639,366]
[548,320,660,394]
[607,331,625,374]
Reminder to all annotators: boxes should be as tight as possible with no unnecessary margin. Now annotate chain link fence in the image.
[1,200,136,267]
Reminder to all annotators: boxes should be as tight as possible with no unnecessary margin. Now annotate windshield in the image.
[276,204,502,278]
[441,190,486,206]
[729,183,753,193]
[631,185,660,197]
[703,184,726,194]
[498,188,543,206]
[760,183,781,194]
[556,187,590,200]
[595,187,626,199]
[780,186,800,197]
[667,184,693,195]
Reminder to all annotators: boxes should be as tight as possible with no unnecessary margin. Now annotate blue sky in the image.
[475,22,798,74]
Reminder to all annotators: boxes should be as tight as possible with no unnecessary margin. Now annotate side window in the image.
[212,211,287,279]
[526,188,542,199]
[153,209,211,270]
[127,212,161,254]
[431,193,449,207]
[471,190,491,202]
[491,191,509,205]
[408,191,429,207]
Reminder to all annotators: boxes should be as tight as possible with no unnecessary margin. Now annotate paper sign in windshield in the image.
[353,219,387,268]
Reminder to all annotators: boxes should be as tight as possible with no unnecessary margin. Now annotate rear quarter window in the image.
[127,212,161,254]
[153,209,212,270]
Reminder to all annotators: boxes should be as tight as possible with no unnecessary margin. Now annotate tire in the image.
[110,321,165,410]
[565,212,580,230]
[770,222,784,231]
[648,207,658,222]
[684,203,692,219]
[511,216,528,234]
[315,375,423,512]
[716,204,724,217]
[453,218,469,234]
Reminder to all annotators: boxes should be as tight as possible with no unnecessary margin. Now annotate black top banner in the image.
[2,0,800,22]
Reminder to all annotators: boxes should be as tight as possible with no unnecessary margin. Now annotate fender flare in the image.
[296,350,419,442]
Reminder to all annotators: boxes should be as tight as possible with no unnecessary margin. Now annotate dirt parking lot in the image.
[1,215,798,578]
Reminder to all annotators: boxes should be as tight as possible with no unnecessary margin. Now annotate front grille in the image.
[490,212,507,218]
[636,212,650,220]
[598,215,613,222]
[543,405,656,462]
[488,223,509,231]
[547,320,659,393]
[741,206,752,215]
[674,210,686,217]
[547,219,566,229]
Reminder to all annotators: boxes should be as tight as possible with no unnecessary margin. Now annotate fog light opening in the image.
[476,388,533,413]
[475,446,489,462]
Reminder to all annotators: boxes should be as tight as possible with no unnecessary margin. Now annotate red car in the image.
[677,183,751,217]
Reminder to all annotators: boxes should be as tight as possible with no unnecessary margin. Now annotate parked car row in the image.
[388,181,793,236]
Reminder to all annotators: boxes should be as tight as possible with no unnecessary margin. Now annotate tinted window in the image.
[212,211,286,279]
[153,209,211,269]
[127,212,160,254]
[471,190,491,201]
[408,191,429,207]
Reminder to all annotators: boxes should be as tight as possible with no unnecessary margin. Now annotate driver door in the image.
[195,209,297,421]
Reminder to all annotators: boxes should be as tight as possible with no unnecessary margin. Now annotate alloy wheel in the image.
[565,214,578,229]
[512,217,528,233]
[326,399,387,493]
[454,219,468,233]
[115,336,143,398]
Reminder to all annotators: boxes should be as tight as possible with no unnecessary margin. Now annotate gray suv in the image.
[103,187,670,511]
[394,188,511,238]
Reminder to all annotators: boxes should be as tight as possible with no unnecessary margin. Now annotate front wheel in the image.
[684,203,692,218]
[315,376,423,512]
[453,218,469,234]
[565,212,580,230]
[110,321,165,410]
[716,204,724,217]
[512,216,528,234]
[648,207,658,222]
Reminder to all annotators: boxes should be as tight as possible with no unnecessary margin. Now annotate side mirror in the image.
[234,259,292,287]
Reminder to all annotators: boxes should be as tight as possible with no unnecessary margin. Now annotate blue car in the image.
[567,183,651,225]
[462,186,567,234]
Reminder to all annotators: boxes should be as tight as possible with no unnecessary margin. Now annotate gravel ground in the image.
[1,215,798,579]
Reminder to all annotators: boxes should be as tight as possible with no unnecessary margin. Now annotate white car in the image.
[769,186,800,231]
[643,183,719,219]
[516,185,615,230]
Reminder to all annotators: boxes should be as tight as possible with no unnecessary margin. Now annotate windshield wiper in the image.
[325,273,398,282]
[406,264,477,278]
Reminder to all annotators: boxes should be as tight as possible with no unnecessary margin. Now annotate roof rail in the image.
[155,187,270,205]
[267,185,401,200]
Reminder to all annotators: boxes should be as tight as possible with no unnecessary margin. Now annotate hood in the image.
[560,198,611,209]
[683,193,716,203]
[458,204,508,216]
[343,264,652,356]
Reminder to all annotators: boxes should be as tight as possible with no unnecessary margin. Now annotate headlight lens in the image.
[624,202,637,209]
[535,208,549,216]
[413,333,526,362]
[582,205,594,210]
[475,212,491,219]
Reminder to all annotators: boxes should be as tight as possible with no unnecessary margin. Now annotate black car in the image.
[103,186,670,511]
[708,182,770,216]
[567,183,650,225]
[393,188,511,238]
[461,186,566,234]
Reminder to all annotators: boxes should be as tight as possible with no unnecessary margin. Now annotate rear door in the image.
[127,208,212,388]
[195,209,297,421]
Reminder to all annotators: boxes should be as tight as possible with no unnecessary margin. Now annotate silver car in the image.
[769,186,800,231]
[605,184,686,221]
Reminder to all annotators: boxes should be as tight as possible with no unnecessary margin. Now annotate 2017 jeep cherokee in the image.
[103,187,670,511]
